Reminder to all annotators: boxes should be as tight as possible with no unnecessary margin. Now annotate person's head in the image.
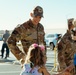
[25,43,45,67]
[68,18,74,31]
[5,30,9,33]
[68,18,76,31]
[30,6,44,25]
[68,18,76,40]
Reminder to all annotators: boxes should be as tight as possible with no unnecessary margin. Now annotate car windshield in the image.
[47,34,54,38]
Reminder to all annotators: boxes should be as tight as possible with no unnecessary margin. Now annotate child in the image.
[20,43,50,75]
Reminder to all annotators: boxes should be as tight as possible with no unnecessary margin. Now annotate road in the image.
[0,47,58,75]
[0,63,21,75]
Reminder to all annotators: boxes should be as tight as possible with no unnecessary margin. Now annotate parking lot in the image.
[0,47,58,75]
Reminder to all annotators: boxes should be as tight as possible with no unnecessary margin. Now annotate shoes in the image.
[4,57,7,59]
[7,55,9,57]
[0,55,3,59]
[1,57,3,59]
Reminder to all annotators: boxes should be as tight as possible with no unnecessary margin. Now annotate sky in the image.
[0,0,76,31]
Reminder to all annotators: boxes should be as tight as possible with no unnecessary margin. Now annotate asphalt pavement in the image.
[0,48,58,75]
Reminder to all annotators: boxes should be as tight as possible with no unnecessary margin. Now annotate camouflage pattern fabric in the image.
[58,30,76,75]
[7,19,46,64]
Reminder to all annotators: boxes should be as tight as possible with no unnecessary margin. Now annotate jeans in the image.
[1,43,9,58]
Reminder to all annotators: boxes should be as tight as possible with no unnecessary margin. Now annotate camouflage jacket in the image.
[58,30,76,66]
[7,19,45,62]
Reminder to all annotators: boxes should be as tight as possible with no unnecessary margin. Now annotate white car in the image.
[45,33,62,50]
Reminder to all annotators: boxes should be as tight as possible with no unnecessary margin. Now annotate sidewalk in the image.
[0,50,54,66]
[0,51,20,64]
[0,53,54,66]
[0,51,55,64]
[0,41,21,64]
[0,51,59,74]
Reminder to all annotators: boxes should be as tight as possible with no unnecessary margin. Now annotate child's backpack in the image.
[20,63,42,75]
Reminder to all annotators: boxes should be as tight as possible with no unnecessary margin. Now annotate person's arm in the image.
[54,64,74,75]
[63,64,74,73]
[7,26,26,64]
[38,66,51,75]
[2,34,5,41]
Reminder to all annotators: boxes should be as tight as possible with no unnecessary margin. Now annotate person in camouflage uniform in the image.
[7,6,46,65]
[57,18,76,75]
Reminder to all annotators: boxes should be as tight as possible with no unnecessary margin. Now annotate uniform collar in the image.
[28,19,39,28]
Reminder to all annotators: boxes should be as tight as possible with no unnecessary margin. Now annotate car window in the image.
[46,34,55,38]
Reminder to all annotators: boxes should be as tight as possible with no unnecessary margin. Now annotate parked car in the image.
[0,34,3,41]
[45,33,62,50]
[0,37,2,41]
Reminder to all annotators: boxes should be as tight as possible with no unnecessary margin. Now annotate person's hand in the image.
[39,66,51,75]
[19,59,25,68]
[72,35,76,40]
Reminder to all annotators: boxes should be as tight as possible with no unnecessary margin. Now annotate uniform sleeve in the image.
[39,24,46,54]
[57,32,72,70]
[58,33,67,51]
[7,25,25,64]
[43,26,47,54]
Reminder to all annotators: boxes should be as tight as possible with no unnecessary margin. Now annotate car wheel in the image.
[50,43,54,50]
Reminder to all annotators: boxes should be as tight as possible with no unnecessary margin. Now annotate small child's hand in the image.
[38,66,51,75]
[19,59,25,68]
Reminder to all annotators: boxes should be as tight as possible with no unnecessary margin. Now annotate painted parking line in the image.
[0,71,20,73]
[0,63,11,65]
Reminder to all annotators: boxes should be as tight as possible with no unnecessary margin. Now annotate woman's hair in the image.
[25,43,45,67]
